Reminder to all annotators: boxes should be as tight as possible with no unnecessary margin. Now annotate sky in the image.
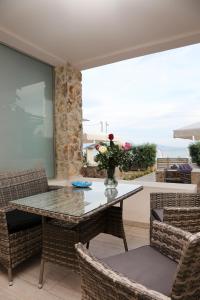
[82,43,200,148]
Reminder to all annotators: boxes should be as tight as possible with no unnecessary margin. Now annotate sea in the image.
[157,145,189,158]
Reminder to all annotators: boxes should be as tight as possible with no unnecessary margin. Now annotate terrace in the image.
[0,1,200,299]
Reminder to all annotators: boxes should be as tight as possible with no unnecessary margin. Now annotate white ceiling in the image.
[0,0,200,70]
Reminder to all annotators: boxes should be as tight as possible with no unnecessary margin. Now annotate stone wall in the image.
[155,170,165,182]
[191,169,200,192]
[54,63,82,178]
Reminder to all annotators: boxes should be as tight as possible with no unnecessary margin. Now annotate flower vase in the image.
[104,167,118,189]
[104,187,118,201]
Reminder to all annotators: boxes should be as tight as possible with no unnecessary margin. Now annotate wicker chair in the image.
[179,171,191,183]
[164,170,191,184]
[0,167,61,285]
[150,193,200,234]
[76,221,200,300]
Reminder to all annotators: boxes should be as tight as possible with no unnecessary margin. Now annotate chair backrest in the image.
[171,232,200,300]
[150,193,200,209]
[76,243,169,300]
[179,172,191,184]
[157,158,189,170]
[0,168,49,207]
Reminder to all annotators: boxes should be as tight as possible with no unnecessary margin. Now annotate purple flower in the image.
[122,142,132,151]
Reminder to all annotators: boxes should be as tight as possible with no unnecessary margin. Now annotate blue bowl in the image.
[71,181,92,188]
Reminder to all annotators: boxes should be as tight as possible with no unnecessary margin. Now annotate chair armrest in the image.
[163,207,200,233]
[150,221,192,263]
[76,243,170,300]
[150,193,200,209]
[48,185,63,191]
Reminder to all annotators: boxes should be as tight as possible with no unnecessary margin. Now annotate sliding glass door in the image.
[0,44,54,177]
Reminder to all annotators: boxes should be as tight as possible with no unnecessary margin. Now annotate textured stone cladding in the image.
[55,63,82,178]
[191,170,200,192]
[155,170,165,182]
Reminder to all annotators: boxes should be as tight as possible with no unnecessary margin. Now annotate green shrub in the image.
[121,143,156,171]
[189,142,200,166]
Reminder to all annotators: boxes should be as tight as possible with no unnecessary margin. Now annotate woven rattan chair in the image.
[164,170,191,184]
[0,167,61,285]
[150,193,200,234]
[179,171,191,183]
[76,221,200,300]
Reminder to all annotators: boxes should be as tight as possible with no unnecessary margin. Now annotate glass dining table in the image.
[10,182,143,288]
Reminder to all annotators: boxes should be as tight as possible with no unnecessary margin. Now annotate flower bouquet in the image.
[95,134,132,188]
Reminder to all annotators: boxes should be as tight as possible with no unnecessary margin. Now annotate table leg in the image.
[104,202,128,251]
[38,216,45,289]
[38,258,45,289]
[8,267,13,286]
[120,201,128,251]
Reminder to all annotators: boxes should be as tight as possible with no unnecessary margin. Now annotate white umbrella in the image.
[83,133,123,143]
[173,122,200,140]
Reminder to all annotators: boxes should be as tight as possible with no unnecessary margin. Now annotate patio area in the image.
[1,1,200,299]
[0,226,148,300]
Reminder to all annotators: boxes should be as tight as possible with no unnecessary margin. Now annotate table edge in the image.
[10,185,143,223]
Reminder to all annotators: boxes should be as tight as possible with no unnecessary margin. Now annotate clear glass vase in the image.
[104,167,118,189]
[104,187,118,201]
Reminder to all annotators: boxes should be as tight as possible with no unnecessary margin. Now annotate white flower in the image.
[99,146,108,154]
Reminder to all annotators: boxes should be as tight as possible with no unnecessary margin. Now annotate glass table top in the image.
[11,182,142,218]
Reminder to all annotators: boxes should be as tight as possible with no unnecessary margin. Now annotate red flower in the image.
[108,133,114,141]
[95,144,100,150]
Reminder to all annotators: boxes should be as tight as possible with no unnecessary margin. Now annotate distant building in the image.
[83,144,98,166]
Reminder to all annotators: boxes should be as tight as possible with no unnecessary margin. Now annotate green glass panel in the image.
[0,44,54,177]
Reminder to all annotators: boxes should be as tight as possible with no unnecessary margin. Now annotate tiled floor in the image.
[134,172,155,182]
[0,226,149,300]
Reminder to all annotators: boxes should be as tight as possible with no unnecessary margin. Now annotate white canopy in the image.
[83,133,123,144]
[173,122,200,140]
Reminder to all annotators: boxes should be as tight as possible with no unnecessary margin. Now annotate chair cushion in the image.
[170,164,178,170]
[103,246,177,296]
[151,208,163,222]
[178,164,192,173]
[6,210,41,234]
